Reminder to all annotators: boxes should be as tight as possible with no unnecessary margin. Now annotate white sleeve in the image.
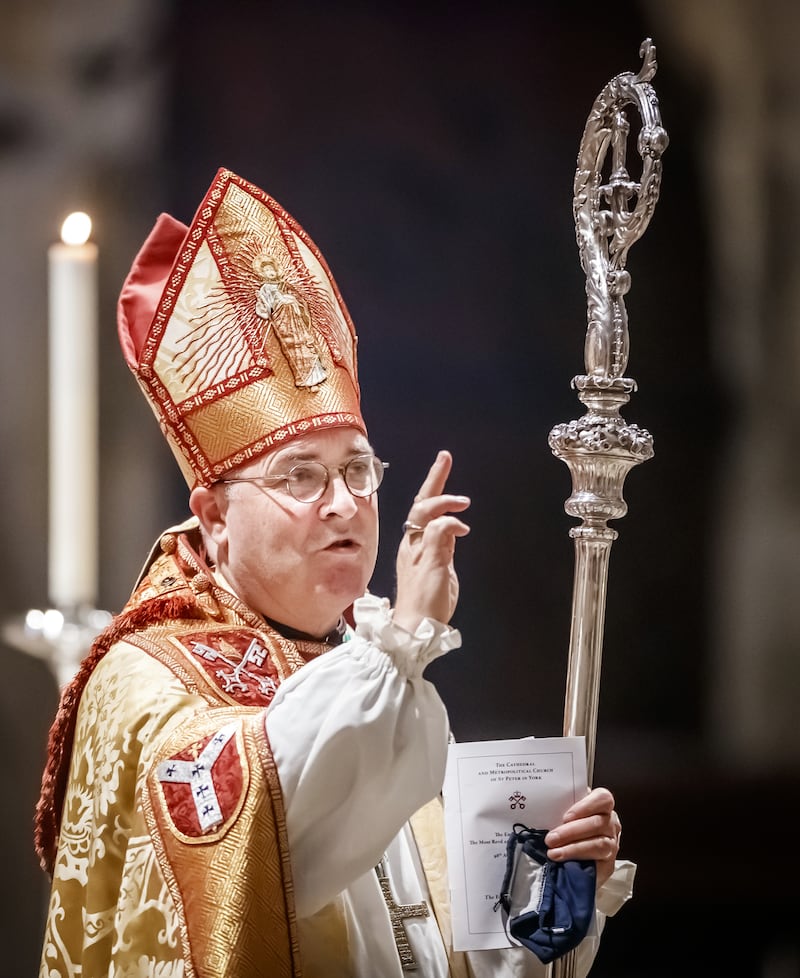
[265,594,460,918]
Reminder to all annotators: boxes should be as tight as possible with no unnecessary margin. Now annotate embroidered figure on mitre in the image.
[253,253,328,388]
[170,225,347,397]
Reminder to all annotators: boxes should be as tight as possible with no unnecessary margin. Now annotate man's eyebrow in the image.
[274,451,315,464]
[268,443,374,468]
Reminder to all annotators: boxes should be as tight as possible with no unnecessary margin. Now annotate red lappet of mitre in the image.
[118,168,365,488]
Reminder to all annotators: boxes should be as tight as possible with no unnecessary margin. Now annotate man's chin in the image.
[316,571,370,611]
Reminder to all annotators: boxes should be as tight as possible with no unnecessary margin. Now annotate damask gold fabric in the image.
[38,523,326,978]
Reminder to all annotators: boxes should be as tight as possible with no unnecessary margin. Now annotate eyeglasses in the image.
[220,453,389,504]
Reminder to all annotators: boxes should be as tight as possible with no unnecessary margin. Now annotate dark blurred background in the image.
[2,1,798,975]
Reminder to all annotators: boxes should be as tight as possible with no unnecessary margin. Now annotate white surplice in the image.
[266,595,635,977]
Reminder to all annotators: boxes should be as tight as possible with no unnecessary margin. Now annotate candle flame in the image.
[61,211,92,246]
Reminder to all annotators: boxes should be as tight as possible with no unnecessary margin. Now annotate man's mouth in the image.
[324,538,359,552]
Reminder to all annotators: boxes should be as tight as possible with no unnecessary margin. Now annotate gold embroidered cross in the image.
[375,858,430,970]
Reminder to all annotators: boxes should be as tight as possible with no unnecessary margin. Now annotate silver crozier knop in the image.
[548,39,667,978]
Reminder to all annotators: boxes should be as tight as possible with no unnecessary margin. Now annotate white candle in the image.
[48,212,99,610]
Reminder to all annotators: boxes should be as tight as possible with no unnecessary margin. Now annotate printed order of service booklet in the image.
[443,736,588,951]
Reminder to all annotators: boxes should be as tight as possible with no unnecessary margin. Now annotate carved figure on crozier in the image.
[172,234,347,394]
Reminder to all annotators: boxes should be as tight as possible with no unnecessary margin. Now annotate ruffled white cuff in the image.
[353,593,461,678]
[595,859,637,917]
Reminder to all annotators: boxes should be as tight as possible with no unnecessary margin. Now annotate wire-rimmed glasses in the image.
[220,453,389,503]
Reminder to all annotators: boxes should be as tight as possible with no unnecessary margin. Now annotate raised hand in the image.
[393,451,470,634]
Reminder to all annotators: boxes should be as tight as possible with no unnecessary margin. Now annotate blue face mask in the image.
[494,824,596,964]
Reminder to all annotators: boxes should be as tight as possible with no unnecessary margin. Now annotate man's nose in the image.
[319,471,358,517]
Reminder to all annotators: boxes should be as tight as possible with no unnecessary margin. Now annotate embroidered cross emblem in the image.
[157,722,238,832]
[375,857,430,971]
[191,637,278,697]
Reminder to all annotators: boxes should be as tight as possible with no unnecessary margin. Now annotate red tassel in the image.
[34,594,204,875]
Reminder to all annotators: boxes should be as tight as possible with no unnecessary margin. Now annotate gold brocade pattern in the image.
[41,646,192,978]
[143,709,300,977]
[39,526,324,978]
[184,373,360,470]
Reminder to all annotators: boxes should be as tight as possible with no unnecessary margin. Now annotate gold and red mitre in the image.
[118,167,364,487]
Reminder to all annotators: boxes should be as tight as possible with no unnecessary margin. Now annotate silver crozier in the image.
[548,39,667,978]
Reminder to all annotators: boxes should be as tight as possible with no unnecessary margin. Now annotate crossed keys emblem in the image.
[190,636,278,698]
[509,791,526,811]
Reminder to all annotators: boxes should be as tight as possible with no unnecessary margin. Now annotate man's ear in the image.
[189,485,228,552]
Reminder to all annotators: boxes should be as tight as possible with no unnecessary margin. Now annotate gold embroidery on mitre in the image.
[130,169,364,487]
[183,359,360,472]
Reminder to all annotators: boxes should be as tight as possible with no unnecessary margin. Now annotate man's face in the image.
[214,426,379,637]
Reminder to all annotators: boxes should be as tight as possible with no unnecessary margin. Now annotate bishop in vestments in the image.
[36,168,633,977]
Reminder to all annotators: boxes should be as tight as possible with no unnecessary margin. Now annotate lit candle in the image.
[48,212,99,610]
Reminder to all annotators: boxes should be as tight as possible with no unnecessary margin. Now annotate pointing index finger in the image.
[414,450,454,502]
